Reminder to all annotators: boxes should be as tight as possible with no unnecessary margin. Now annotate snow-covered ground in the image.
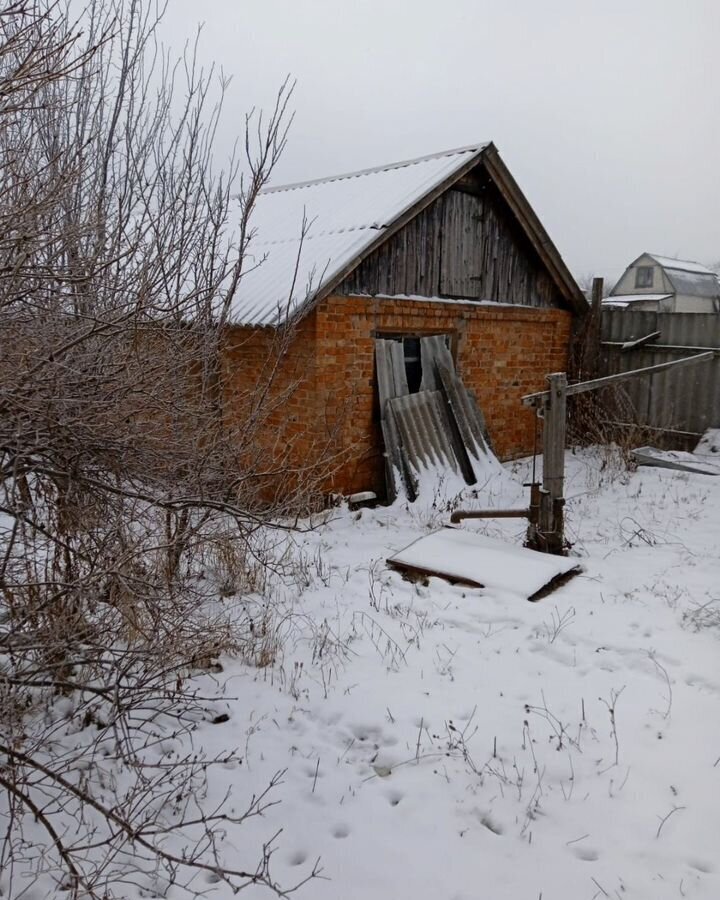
[51,448,719,900]
[185,448,720,900]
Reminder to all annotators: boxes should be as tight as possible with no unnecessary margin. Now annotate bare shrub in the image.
[682,597,720,633]
[0,1,329,895]
[567,385,660,467]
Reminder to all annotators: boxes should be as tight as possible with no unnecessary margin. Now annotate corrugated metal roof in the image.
[664,268,720,299]
[230,145,488,325]
[648,254,715,276]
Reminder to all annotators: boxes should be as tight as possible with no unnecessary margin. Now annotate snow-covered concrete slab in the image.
[387,527,580,600]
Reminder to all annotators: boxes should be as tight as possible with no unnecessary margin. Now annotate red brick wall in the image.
[221,313,332,502]
[221,296,573,498]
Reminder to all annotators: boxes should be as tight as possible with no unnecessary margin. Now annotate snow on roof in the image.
[602,293,672,307]
[648,254,714,276]
[664,267,720,299]
[230,144,488,326]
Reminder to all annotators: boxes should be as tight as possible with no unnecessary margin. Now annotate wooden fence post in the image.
[587,277,604,377]
[541,372,567,554]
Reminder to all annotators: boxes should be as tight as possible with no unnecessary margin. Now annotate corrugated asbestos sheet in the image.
[229,145,488,325]
[388,392,460,496]
[600,309,720,435]
[631,446,720,476]
[435,359,491,466]
[375,335,498,500]
[375,339,409,500]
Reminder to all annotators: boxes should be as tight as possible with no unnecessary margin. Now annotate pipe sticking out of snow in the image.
[450,508,530,523]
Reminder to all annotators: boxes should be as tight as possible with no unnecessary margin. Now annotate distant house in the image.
[224,143,585,497]
[604,253,720,313]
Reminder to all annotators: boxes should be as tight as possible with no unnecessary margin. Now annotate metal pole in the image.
[522,351,714,407]
[450,508,530,523]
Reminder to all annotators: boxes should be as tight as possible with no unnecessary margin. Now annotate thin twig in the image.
[656,805,686,839]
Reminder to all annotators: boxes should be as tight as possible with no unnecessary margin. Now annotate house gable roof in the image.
[229,143,585,326]
[615,253,720,300]
[646,254,714,276]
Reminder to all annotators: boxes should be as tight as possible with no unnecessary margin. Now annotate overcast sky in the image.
[165,0,719,285]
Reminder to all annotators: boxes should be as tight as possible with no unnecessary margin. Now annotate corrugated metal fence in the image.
[600,309,720,436]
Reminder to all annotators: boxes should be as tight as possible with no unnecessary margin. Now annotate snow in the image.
[9,449,720,899]
[388,528,580,598]
[229,145,487,325]
[695,428,720,457]
[171,448,720,900]
[603,293,672,307]
[346,292,539,309]
[633,446,720,476]
[649,255,715,276]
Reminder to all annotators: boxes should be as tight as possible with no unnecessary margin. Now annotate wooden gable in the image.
[338,162,561,309]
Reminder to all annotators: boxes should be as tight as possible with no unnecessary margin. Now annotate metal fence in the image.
[599,309,720,438]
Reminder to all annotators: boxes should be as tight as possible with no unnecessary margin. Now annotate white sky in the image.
[165,0,719,285]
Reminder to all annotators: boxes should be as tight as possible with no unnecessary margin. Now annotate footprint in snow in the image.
[571,846,600,862]
[332,823,350,839]
[478,813,503,836]
[688,859,714,873]
[684,673,720,694]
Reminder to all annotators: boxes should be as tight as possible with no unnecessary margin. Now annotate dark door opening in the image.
[378,333,453,394]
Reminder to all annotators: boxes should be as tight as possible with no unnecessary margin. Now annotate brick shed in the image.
[224,143,586,499]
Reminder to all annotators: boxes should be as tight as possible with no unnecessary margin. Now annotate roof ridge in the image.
[647,253,713,274]
[261,143,488,195]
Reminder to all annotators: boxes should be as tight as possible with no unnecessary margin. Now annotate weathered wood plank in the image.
[419,334,454,391]
[338,174,564,309]
[375,339,409,408]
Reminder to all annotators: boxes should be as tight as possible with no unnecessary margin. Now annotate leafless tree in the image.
[0,1,330,896]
